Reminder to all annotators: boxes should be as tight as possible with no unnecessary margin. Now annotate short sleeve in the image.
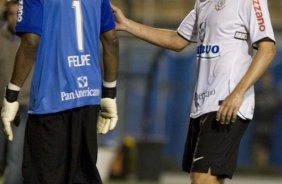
[100,0,115,33]
[177,8,197,43]
[239,0,275,49]
[16,0,43,36]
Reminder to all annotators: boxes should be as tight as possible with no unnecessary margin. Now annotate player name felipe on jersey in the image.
[68,54,91,67]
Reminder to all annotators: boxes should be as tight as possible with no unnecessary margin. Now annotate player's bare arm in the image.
[10,33,40,87]
[1,33,39,141]
[216,39,276,124]
[111,4,189,52]
[101,29,119,82]
[98,29,119,134]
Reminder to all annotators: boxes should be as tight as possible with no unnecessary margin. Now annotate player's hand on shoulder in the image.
[110,3,129,31]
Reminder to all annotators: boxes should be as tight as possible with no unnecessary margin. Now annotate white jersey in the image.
[177,0,275,119]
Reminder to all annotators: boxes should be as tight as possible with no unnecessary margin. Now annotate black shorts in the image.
[182,112,249,179]
[22,106,102,184]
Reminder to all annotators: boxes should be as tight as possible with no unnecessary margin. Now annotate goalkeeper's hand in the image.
[97,83,118,134]
[97,98,118,134]
[1,85,20,141]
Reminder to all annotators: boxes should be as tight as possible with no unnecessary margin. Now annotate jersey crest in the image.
[215,0,225,11]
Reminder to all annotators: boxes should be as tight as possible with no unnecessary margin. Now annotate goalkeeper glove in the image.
[97,84,118,134]
[1,85,20,141]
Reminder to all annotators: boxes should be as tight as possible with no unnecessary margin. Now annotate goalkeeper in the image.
[1,0,119,183]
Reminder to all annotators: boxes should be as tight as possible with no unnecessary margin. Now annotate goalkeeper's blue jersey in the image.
[16,0,115,114]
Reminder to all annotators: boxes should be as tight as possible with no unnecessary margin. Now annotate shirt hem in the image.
[190,106,253,120]
[16,26,42,37]
[28,101,100,115]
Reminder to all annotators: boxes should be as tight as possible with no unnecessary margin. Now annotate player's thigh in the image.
[23,113,69,183]
[191,168,223,184]
[75,105,102,183]
[80,105,100,165]
[191,112,249,178]
[182,117,201,172]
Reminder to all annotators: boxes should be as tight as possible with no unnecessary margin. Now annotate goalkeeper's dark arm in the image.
[10,33,39,87]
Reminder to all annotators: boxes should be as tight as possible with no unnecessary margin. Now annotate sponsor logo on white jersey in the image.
[194,90,216,110]
[234,32,248,40]
[77,76,88,88]
[252,0,265,32]
[18,0,23,22]
[195,90,216,100]
[68,54,91,67]
[199,22,206,42]
[197,44,221,60]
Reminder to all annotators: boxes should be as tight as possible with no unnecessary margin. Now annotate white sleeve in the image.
[177,8,198,43]
[240,0,275,48]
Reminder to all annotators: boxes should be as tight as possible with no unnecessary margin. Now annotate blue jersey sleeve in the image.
[16,0,43,36]
[100,0,115,33]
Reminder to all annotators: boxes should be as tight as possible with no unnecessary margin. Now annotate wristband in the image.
[8,83,21,91]
[103,80,116,88]
[5,88,20,103]
[102,86,116,99]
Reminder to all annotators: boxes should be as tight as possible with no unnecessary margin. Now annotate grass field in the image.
[1,173,282,184]
[0,178,161,184]
[105,174,282,184]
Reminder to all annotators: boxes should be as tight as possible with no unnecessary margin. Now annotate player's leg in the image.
[183,112,249,184]
[82,105,102,183]
[22,112,69,184]
[182,117,200,173]
[191,168,223,184]
[3,106,27,184]
[0,118,7,175]
[219,179,224,184]
[70,105,102,184]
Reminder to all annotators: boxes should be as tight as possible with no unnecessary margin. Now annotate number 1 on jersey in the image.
[72,0,84,52]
